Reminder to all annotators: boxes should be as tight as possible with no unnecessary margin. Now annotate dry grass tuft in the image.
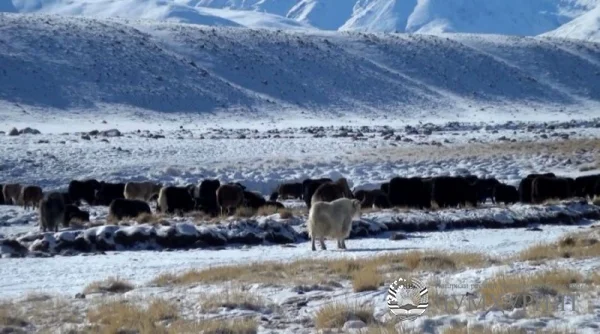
[477,269,591,316]
[86,298,179,334]
[0,302,29,328]
[443,324,577,334]
[151,251,492,287]
[234,206,256,218]
[314,302,375,329]
[136,212,164,224]
[352,267,384,292]
[517,231,600,262]
[256,205,295,219]
[169,317,258,334]
[84,277,135,294]
[199,288,269,312]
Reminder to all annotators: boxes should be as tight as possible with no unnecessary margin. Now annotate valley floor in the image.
[1,118,600,333]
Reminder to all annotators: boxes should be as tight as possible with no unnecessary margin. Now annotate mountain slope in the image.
[6,0,600,35]
[2,13,600,123]
[542,5,600,41]
[7,0,315,30]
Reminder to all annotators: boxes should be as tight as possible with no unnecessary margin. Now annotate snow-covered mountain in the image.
[2,12,600,126]
[5,0,600,37]
[543,5,600,41]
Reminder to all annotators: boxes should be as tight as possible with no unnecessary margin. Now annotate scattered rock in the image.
[390,233,407,240]
[75,293,86,299]
[18,127,41,135]
[81,135,91,141]
[8,128,19,136]
[101,129,121,137]
[343,320,367,330]
[526,227,543,232]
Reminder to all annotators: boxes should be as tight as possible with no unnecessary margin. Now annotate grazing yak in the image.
[518,173,556,203]
[68,179,101,206]
[276,182,303,200]
[431,176,478,208]
[109,198,152,220]
[194,179,221,216]
[380,182,389,195]
[63,204,90,226]
[387,177,433,209]
[302,178,333,209]
[2,183,22,205]
[493,184,519,205]
[476,178,501,204]
[21,185,43,210]
[310,178,353,207]
[243,191,267,210]
[157,186,195,215]
[60,192,75,206]
[39,192,65,232]
[388,177,431,209]
[354,189,390,209]
[307,198,361,251]
[216,183,245,216]
[95,182,126,206]
[531,176,573,204]
[124,181,162,202]
[574,174,600,199]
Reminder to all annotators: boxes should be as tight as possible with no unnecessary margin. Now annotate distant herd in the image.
[1,172,599,236]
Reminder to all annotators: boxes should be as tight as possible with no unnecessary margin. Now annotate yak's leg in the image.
[311,237,316,251]
[320,237,327,250]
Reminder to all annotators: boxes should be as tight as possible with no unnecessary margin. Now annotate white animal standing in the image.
[307,197,362,251]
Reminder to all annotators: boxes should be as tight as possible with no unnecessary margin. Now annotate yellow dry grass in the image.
[168,317,258,334]
[354,137,600,164]
[0,302,29,328]
[352,267,384,292]
[198,288,269,312]
[477,268,595,316]
[83,277,134,294]
[86,298,179,334]
[443,324,577,334]
[314,302,375,329]
[150,251,492,287]
[516,231,600,262]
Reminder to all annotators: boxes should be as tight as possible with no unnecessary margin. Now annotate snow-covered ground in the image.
[2,13,600,129]
[2,6,600,333]
[6,0,600,38]
[0,223,595,299]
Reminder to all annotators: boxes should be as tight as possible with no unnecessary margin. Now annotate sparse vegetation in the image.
[517,231,600,262]
[0,302,28,328]
[150,251,492,287]
[352,267,383,292]
[477,269,595,316]
[314,302,375,329]
[199,288,269,312]
[84,277,134,294]
[168,317,258,334]
[86,298,179,334]
[443,324,577,334]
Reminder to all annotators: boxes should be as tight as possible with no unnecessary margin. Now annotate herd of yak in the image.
[1,171,599,233]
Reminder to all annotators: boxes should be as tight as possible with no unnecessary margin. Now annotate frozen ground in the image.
[0,221,595,298]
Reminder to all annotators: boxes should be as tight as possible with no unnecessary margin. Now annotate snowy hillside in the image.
[543,5,600,41]
[6,0,600,36]
[2,13,600,127]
